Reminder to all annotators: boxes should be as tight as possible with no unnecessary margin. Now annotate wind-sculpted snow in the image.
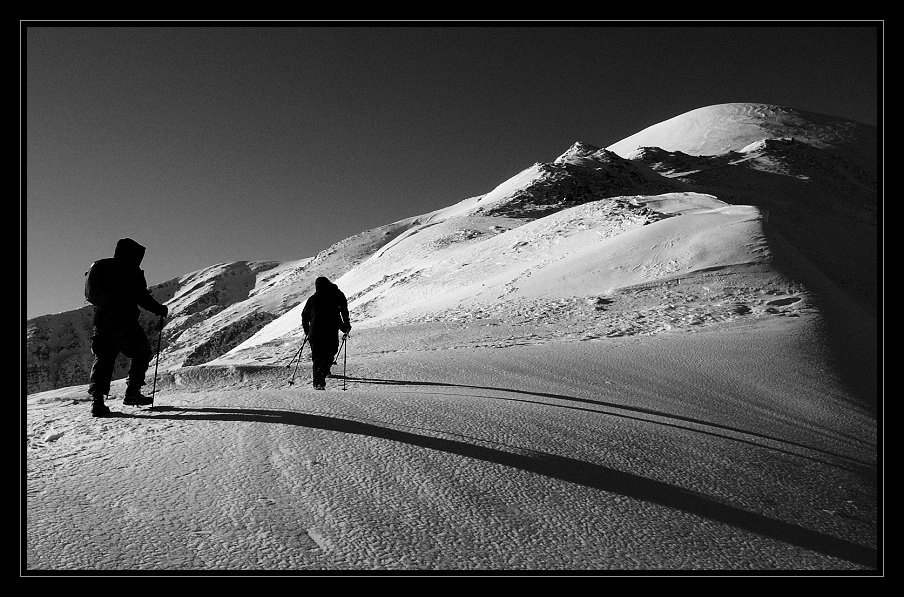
[26,320,877,571]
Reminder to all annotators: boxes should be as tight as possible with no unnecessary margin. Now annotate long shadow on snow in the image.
[340,376,875,472]
[133,405,877,569]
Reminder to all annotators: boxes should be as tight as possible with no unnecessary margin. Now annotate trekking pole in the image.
[342,333,348,391]
[287,333,309,386]
[150,316,165,411]
[286,332,308,371]
[332,334,347,367]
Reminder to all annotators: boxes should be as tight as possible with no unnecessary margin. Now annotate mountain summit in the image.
[608,102,876,175]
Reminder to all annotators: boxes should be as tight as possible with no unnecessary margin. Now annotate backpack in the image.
[84,258,123,307]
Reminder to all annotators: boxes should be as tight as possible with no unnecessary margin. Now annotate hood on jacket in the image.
[314,276,333,294]
[114,238,146,267]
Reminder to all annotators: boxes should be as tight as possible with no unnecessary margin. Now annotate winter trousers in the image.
[310,340,338,387]
[88,325,152,397]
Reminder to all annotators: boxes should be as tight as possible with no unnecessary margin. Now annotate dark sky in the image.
[24,24,880,318]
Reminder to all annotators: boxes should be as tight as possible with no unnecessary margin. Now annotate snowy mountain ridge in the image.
[26,102,877,394]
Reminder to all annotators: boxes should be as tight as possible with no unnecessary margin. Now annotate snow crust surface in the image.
[26,317,876,571]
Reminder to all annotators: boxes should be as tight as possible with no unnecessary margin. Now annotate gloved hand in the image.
[159,305,169,318]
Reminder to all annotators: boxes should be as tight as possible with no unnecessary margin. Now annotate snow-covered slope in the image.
[26,103,877,398]
[222,191,775,362]
[26,316,877,571]
[620,115,877,318]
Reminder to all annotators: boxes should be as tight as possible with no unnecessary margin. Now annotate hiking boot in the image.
[123,392,153,406]
[91,394,111,417]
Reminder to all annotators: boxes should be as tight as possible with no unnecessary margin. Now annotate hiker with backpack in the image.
[84,238,169,417]
[301,277,351,390]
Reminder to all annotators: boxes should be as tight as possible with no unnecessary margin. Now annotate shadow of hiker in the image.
[133,405,876,569]
[340,376,874,472]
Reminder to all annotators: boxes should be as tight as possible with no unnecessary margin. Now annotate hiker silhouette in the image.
[85,238,168,416]
[301,277,351,389]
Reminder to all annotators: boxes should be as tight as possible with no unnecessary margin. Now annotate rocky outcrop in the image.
[478,143,682,219]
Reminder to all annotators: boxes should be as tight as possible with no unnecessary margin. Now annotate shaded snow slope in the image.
[26,308,96,394]
[626,132,877,319]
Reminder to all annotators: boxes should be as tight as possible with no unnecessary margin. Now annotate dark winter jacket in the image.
[91,238,168,331]
[301,277,350,348]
